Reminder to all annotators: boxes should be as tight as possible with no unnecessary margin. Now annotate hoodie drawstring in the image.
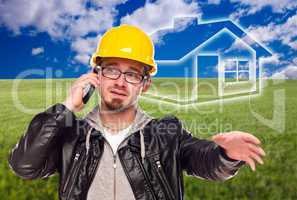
[86,127,93,155]
[140,129,145,164]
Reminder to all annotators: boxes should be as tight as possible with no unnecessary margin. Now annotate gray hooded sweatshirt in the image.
[84,105,153,200]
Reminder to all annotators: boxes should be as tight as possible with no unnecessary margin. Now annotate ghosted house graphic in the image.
[144,17,272,105]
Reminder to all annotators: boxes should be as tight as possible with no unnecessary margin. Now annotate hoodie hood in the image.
[83,105,153,161]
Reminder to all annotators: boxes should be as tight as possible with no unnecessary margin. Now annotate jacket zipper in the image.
[154,160,176,200]
[62,152,80,193]
[62,150,86,200]
[134,155,158,200]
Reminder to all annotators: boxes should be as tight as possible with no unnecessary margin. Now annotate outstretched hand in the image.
[212,131,266,171]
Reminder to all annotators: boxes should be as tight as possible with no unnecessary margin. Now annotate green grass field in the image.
[0,78,296,199]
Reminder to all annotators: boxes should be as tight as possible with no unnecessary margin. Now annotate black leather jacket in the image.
[8,104,243,200]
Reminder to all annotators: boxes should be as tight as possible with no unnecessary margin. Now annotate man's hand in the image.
[63,72,100,112]
[212,131,266,171]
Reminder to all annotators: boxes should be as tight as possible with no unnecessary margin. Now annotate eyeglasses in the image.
[95,66,147,84]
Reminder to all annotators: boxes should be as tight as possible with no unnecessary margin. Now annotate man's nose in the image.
[114,73,127,87]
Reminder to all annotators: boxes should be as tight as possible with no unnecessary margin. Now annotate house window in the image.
[224,60,250,83]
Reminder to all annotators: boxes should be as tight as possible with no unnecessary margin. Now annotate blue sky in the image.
[0,0,296,79]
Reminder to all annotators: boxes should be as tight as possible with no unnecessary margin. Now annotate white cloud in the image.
[0,0,127,38]
[213,0,297,23]
[247,14,297,50]
[71,35,101,65]
[261,54,281,65]
[230,0,297,14]
[210,0,297,13]
[151,16,199,45]
[208,0,221,5]
[120,0,200,34]
[91,0,129,8]
[0,0,127,65]
[229,1,297,23]
[71,37,99,55]
[32,47,44,56]
[0,0,84,37]
[271,65,297,79]
[67,8,115,38]
[246,24,276,44]
[229,8,249,22]
[74,54,91,65]
[223,38,248,54]
[293,57,297,65]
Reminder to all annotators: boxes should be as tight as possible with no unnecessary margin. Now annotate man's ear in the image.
[141,78,152,93]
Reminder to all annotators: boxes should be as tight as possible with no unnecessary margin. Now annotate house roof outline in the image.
[156,27,257,64]
[151,16,273,61]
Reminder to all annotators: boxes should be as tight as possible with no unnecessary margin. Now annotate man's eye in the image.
[105,68,118,73]
[126,72,139,77]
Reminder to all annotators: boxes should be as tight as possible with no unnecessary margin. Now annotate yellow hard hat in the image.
[90,24,157,76]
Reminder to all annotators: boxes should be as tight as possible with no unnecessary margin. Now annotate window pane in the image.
[225,72,237,82]
[224,60,237,71]
[238,61,249,71]
[238,72,249,81]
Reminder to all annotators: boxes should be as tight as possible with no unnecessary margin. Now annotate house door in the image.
[197,55,219,101]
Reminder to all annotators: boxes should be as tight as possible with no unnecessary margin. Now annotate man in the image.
[9,25,265,200]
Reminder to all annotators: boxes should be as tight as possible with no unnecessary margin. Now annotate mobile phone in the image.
[82,66,99,104]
